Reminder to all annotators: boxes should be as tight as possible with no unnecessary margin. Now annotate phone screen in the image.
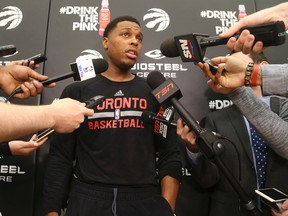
[259,188,288,200]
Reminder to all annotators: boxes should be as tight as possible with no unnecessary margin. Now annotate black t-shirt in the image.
[43,74,182,213]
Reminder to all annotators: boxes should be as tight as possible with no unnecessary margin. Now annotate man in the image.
[178,51,288,215]
[43,16,182,216]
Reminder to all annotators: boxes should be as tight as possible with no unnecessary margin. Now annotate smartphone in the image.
[36,128,54,142]
[202,56,218,75]
[255,188,288,212]
[27,53,47,64]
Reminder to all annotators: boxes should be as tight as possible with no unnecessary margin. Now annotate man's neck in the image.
[101,70,135,82]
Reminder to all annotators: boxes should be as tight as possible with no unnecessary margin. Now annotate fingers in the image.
[14,80,44,99]
[26,67,48,82]
[219,19,246,38]
[241,34,256,54]
[27,60,40,69]
[79,102,94,116]
[251,41,264,53]
[232,30,251,52]
[225,37,238,51]
[45,82,57,88]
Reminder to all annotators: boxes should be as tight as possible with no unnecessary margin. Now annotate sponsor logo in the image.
[209,99,233,110]
[0,6,23,30]
[0,165,26,183]
[178,39,195,59]
[114,90,124,97]
[144,49,165,60]
[59,6,99,31]
[76,49,103,62]
[143,8,170,32]
[200,9,238,34]
[134,48,188,78]
[115,108,120,120]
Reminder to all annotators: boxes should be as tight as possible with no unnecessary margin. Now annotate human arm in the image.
[8,134,48,156]
[261,64,288,97]
[176,118,220,188]
[43,132,76,215]
[0,134,47,157]
[45,213,58,216]
[219,2,288,53]
[228,87,288,159]
[0,65,55,99]
[156,126,182,211]
[160,175,180,211]
[0,98,94,142]
[199,56,288,97]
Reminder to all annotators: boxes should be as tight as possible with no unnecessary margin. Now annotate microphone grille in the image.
[160,38,179,57]
[92,58,108,74]
[146,71,166,90]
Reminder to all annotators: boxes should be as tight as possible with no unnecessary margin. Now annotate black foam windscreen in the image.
[146,71,166,90]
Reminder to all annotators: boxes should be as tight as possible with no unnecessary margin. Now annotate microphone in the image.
[147,71,203,135]
[42,58,108,85]
[147,74,262,216]
[36,95,106,142]
[141,110,177,127]
[160,21,286,63]
[5,58,108,102]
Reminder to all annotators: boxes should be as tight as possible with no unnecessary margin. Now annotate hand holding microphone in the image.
[160,21,286,63]
[5,58,108,102]
[147,71,203,135]
[0,64,53,100]
[37,95,106,141]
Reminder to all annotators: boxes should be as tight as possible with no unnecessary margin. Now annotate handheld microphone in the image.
[5,58,108,102]
[160,21,286,63]
[0,44,17,58]
[42,58,108,85]
[36,95,106,142]
[147,71,203,135]
[141,110,177,127]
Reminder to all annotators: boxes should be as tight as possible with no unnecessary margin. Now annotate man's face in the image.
[103,21,143,70]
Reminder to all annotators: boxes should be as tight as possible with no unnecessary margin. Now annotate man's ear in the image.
[102,37,108,49]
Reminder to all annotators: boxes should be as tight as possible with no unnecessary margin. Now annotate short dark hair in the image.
[103,16,141,37]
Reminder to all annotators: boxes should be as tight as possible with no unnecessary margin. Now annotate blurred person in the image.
[43,16,182,216]
[178,51,288,215]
